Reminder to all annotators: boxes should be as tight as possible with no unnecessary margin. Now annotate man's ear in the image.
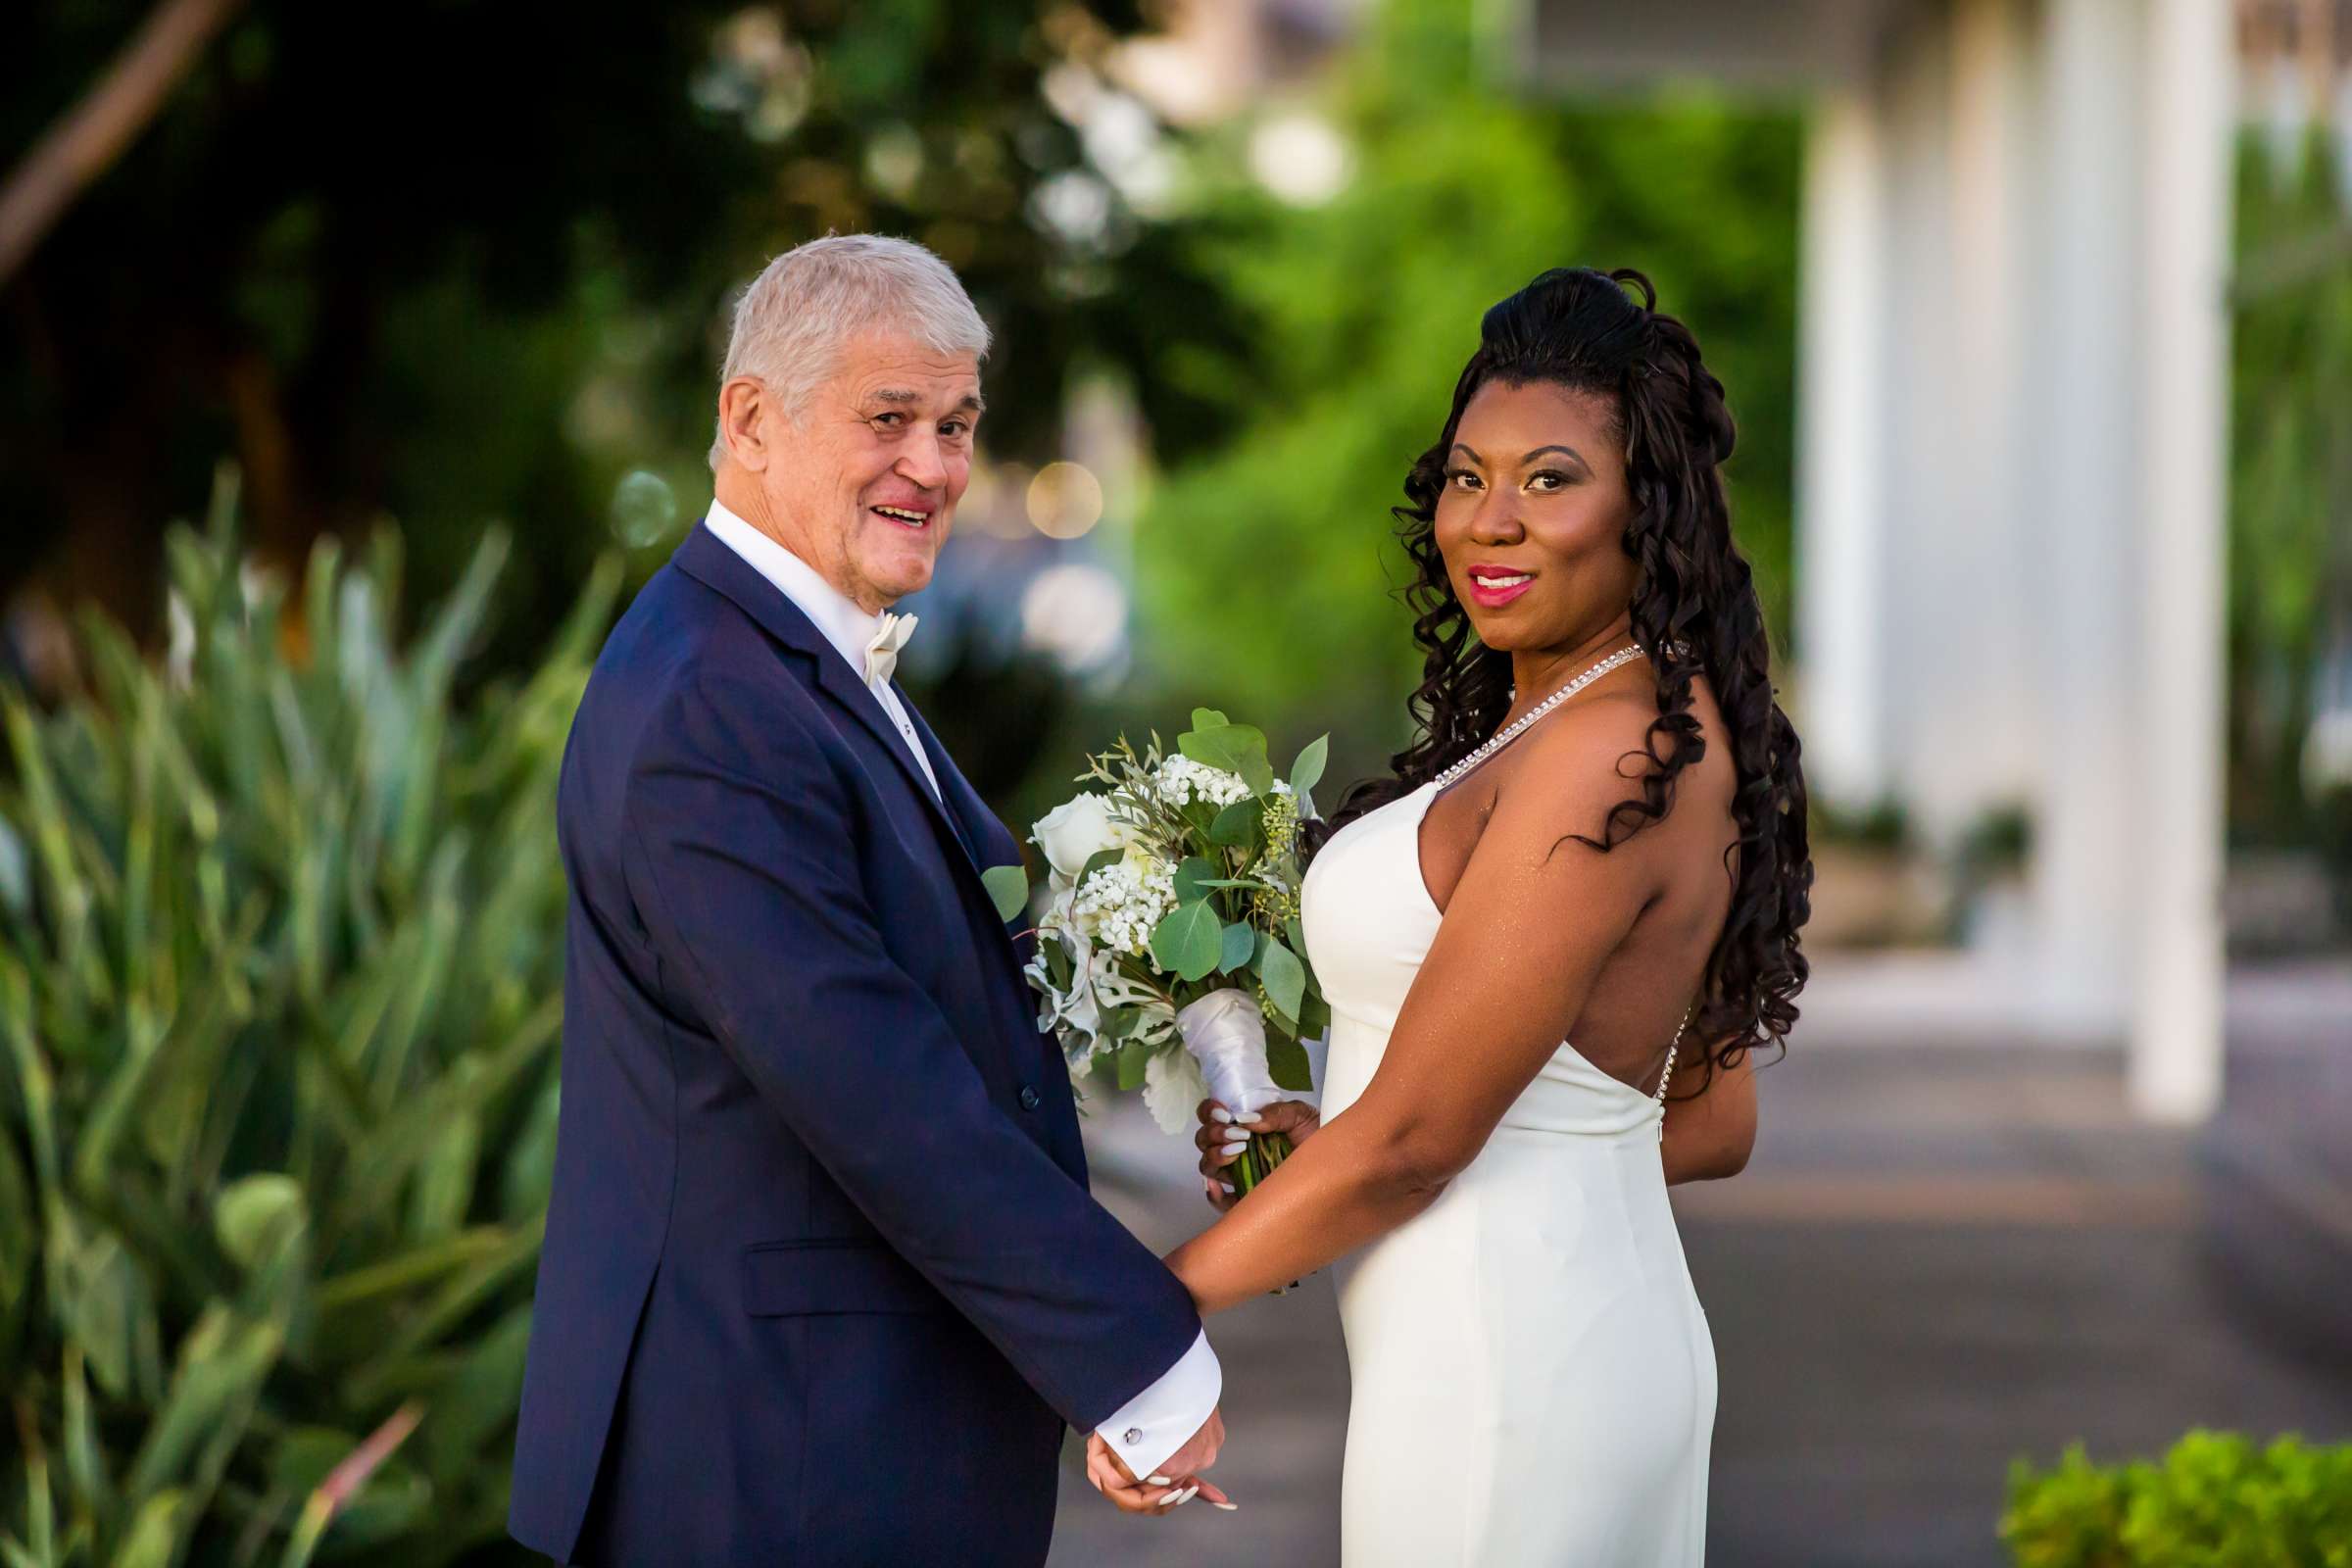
[717,376,770,472]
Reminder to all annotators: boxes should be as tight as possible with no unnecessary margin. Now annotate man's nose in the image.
[897,433,950,491]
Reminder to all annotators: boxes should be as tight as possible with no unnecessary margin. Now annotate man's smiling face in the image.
[759,329,984,612]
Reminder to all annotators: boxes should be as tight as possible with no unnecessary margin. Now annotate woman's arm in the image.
[1163,701,1674,1315]
[1662,1048,1754,1185]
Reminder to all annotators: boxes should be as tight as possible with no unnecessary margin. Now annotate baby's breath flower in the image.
[1069,857,1176,956]
[1152,755,1252,809]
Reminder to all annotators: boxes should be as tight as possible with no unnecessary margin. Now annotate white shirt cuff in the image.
[1096,1329,1221,1481]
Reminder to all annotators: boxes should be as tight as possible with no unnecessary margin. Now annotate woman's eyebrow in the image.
[1448,443,1484,465]
[1523,444,1589,467]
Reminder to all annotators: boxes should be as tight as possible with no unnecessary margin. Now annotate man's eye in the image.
[939,419,969,439]
[871,412,906,428]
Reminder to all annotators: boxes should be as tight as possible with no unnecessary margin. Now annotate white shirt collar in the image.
[703,498,887,683]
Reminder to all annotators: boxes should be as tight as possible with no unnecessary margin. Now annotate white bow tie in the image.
[863,612,917,686]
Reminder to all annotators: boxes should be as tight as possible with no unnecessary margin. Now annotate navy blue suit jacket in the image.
[508,523,1200,1566]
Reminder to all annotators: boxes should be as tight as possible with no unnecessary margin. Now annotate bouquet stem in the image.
[1229,1131,1293,1196]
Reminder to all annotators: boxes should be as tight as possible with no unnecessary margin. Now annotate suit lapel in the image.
[902,699,1041,1001]
[674,523,982,877]
[904,702,1010,873]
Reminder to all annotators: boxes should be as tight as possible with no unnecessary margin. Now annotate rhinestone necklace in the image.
[1430,643,1646,793]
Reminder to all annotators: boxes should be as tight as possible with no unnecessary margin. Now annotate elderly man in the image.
[509,236,1224,1567]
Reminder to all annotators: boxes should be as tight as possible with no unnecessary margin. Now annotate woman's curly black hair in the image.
[1311,267,1810,1086]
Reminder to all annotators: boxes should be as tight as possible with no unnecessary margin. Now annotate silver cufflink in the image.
[1122,1427,1143,1445]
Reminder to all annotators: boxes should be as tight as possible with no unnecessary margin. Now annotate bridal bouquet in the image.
[984,711,1328,1195]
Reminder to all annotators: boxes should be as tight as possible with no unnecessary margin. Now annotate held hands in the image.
[1195,1099,1321,1212]
[1087,1408,1234,1516]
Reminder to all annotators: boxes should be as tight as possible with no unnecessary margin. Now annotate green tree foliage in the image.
[2228,132,2352,852]
[2001,1431,2352,1566]
[0,0,1240,668]
[0,478,611,1565]
[1130,0,1799,778]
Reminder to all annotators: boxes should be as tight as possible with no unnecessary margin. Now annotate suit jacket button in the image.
[1018,1085,1042,1111]
[1123,1427,1144,1446]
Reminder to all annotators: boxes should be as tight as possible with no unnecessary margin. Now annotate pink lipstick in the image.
[1465,564,1536,609]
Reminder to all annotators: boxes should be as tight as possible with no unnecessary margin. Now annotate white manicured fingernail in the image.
[1220,1180,1236,1193]
[1148,1475,1171,1486]
[1221,1137,1249,1153]
[1179,1486,1200,1503]
[1210,1499,1239,1511]
[1210,1107,1234,1124]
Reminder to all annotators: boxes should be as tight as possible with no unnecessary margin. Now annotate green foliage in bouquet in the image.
[1078,712,1322,1083]
[2000,1430,2352,1567]
[0,478,617,1567]
[1004,710,1329,1188]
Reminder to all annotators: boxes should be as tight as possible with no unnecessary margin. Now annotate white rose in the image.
[1032,793,1126,881]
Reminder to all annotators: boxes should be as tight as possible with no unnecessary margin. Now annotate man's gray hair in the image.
[709,234,991,469]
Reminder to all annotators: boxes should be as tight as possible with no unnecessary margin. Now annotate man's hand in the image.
[1086,1409,1234,1514]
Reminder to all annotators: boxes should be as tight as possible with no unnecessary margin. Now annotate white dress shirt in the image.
[704,500,941,800]
[701,502,1221,1480]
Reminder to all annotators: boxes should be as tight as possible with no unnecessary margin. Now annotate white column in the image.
[2132,0,2234,1123]
[1795,85,1889,808]
[2034,0,2144,1036]
[1913,0,2038,824]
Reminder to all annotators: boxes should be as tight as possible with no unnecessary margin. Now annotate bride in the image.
[1094,268,1811,1563]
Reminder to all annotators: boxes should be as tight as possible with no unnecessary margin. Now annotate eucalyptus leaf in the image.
[1219,922,1257,974]
[1299,992,1332,1039]
[981,864,1031,924]
[1207,798,1264,849]
[1149,901,1223,983]
[1255,936,1308,1025]
[1172,857,1221,906]
[1267,1034,1314,1094]
[1180,724,1275,797]
[1290,734,1329,797]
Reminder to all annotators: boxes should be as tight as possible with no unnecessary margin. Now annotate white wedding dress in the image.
[1299,778,1716,1566]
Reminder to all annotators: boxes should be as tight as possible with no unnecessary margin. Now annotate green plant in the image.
[0,473,618,1567]
[2229,128,2352,859]
[2002,1430,2352,1566]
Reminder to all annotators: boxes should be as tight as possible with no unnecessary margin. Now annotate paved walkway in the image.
[1046,1006,2352,1565]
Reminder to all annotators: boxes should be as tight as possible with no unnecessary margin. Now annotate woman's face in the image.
[1433,377,1639,656]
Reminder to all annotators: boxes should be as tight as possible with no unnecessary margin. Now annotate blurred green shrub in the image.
[0,479,616,1567]
[2001,1431,2352,1567]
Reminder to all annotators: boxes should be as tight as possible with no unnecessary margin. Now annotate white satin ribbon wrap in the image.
[1175,989,1283,1118]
